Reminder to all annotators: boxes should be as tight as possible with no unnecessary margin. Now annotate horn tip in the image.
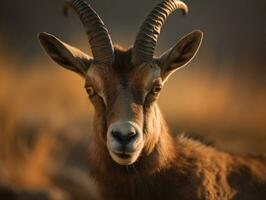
[176,0,189,15]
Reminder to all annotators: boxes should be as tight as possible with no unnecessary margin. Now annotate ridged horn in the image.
[132,0,188,66]
[64,0,114,65]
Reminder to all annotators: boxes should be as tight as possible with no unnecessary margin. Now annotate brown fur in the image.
[87,47,266,200]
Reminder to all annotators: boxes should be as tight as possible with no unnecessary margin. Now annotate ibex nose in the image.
[108,121,141,149]
[111,130,137,145]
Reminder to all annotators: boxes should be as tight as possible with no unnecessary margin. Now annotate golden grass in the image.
[1,130,56,190]
[0,55,92,191]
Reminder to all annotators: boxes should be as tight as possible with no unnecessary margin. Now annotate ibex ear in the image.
[158,30,203,80]
[38,32,92,77]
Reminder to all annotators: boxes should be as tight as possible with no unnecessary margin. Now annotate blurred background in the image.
[0,0,265,199]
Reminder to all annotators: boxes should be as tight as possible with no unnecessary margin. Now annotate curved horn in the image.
[64,0,114,65]
[132,0,188,66]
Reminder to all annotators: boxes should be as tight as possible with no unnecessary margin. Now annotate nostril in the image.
[111,131,123,142]
[128,131,137,140]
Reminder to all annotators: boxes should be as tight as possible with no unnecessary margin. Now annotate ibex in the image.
[38,0,266,199]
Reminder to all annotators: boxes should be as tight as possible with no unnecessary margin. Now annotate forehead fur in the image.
[86,46,133,83]
[112,45,133,75]
[86,45,161,90]
[111,46,161,83]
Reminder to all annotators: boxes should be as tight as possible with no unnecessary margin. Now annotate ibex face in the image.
[84,58,163,165]
[38,0,203,165]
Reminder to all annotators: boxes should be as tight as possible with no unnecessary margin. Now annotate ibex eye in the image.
[152,85,162,94]
[85,86,95,97]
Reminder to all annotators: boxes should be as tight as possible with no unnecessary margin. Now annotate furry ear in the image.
[38,32,93,77]
[158,30,203,80]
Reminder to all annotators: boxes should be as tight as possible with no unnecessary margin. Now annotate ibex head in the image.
[38,0,203,166]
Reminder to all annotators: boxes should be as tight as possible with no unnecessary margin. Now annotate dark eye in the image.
[85,86,95,97]
[152,85,162,94]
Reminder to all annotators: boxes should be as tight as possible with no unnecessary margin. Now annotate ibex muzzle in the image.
[107,121,143,165]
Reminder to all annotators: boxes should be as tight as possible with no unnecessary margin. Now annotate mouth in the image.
[109,149,142,166]
[114,152,132,159]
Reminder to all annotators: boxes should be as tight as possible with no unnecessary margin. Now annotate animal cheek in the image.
[129,104,144,128]
[143,107,158,133]
[142,125,160,155]
[144,94,157,111]
[90,95,106,113]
